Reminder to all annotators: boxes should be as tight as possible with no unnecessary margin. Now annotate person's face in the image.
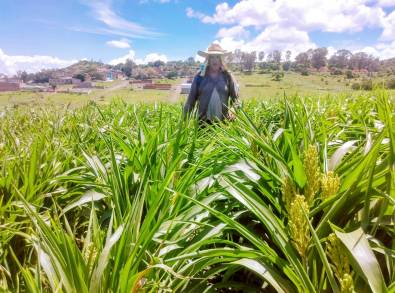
[208,55,221,71]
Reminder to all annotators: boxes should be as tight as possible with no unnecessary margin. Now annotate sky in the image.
[0,0,395,75]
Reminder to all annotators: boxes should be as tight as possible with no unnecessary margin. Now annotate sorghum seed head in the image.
[289,194,310,258]
[340,273,354,293]
[282,176,295,213]
[304,144,321,204]
[327,233,351,280]
[321,171,340,198]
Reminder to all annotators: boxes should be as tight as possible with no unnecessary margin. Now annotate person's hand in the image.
[227,109,236,121]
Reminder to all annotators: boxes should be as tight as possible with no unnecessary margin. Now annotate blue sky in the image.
[0,0,394,75]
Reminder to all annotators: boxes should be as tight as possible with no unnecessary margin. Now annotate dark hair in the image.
[205,55,229,77]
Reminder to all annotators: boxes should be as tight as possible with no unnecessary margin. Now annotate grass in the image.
[2,73,395,108]
[0,88,176,108]
[236,71,395,98]
[0,90,394,292]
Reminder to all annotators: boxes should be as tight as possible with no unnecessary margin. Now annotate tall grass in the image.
[0,93,394,292]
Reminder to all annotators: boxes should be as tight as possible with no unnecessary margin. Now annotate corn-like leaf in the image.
[335,228,387,293]
[61,190,105,215]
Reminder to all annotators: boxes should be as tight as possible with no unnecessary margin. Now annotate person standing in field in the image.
[183,43,240,123]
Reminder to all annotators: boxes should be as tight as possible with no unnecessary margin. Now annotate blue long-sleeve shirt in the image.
[183,70,240,121]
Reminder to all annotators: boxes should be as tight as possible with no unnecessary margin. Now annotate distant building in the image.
[97,68,125,81]
[73,81,93,89]
[20,84,48,92]
[180,83,192,94]
[72,78,82,84]
[49,77,73,85]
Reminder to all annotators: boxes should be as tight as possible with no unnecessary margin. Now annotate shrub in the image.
[360,79,373,90]
[352,79,373,90]
[272,71,284,81]
[345,70,354,79]
[386,78,395,89]
[331,69,343,75]
[166,71,178,79]
[73,73,85,82]
[351,82,360,90]
[301,69,309,76]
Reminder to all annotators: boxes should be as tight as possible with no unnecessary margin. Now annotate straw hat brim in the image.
[197,50,231,58]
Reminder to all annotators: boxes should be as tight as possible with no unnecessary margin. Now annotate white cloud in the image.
[186,7,206,19]
[140,0,172,3]
[327,46,337,58]
[187,0,395,60]
[139,53,168,64]
[359,41,395,59]
[106,38,131,48]
[380,10,395,40]
[109,50,168,65]
[82,0,161,38]
[217,25,249,38]
[194,54,205,63]
[213,37,247,52]
[247,25,316,53]
[375,0,395,7]
[210,25,316,58]
[109,50,136,65]
[187,0,386,33]
[0,48,77,76]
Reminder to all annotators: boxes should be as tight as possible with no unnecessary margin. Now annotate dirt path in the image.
[91,80,129,101]
[106,80,129,91]
[169,78,186,103]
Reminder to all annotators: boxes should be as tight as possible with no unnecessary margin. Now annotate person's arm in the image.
[183,75,199,119]
[228,72,241,109]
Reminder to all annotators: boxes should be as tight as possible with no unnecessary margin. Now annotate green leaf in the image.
[328,140,357,171]
[61,190,105,215]
[335,228,387,293]
[232,258,293,293]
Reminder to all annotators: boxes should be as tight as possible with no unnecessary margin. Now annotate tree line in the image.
[225,48,381,74]
[10,47,385,83]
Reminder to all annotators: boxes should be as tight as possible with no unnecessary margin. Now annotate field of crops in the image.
[0,92,394,292]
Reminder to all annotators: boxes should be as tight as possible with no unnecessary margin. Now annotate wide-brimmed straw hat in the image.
[197,43,230,58]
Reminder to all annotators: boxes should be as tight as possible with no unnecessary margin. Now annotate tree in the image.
[285,50,291,62]
[186,57,195,65]
[17,70,29,83]
[73,73,85,82]
[90,72,105,81]
[121,59,134,77]
[295,52,310,72]
[166,71,178,79]
[349,52,369,70]
[234,49,243,71]
[328,49,352,70]
[150,60,165,67]
[272,50,282,64]
[241,51,256,72]
[266,52,273,62]
[283,50,292,71]
[349,52,379,73]
[33,70,53,83]
[224,53,235,68]
[258,51,265,62]
[366,56,380,73]
[311,47,328,70]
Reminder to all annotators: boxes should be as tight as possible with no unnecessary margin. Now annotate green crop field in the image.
[1,73,394,108]
[0,90,394,292]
